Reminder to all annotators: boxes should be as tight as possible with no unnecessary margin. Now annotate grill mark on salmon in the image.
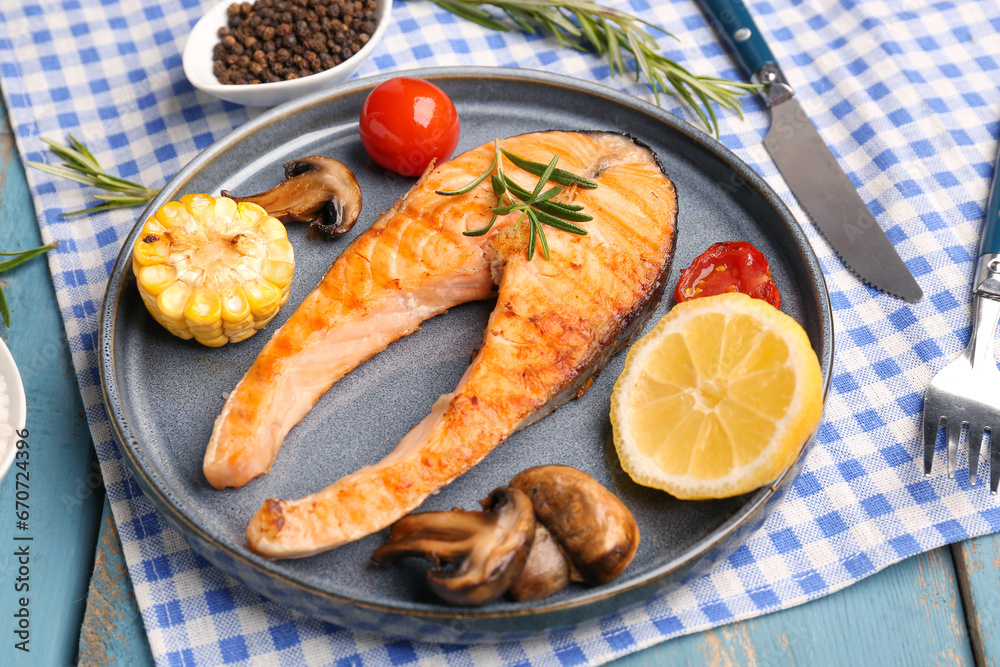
[202,131,678,558]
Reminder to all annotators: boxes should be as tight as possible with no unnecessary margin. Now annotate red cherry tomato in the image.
[359,77,460,177]
[674,241,781,308]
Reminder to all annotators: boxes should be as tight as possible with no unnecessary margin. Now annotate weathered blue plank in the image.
[615,546,973,665]
[0,95,105,664]
[78,500,154,666]
[952,534,1000,667]
[90,538,975,666]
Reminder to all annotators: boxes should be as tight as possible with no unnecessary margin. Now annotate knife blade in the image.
[694,0,923,302]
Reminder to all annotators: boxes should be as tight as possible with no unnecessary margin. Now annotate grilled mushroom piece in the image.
[223,156,362,239]
[507,522,574,602]
[511,465,639,585]
[371,487,535,607]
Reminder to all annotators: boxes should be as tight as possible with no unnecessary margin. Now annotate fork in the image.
[923,146,1000,491]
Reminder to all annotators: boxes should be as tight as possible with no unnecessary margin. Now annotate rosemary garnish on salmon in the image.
[437,141,594,260]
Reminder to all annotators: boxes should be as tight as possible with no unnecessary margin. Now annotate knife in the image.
[693,0,923,302]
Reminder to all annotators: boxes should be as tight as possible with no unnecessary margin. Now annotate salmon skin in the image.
[202,131,678,559]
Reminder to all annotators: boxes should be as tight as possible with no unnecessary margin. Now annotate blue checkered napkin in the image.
[2,0,1000,663]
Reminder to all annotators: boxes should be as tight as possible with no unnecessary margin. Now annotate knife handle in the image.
[973,147,1000,298]
[694,0,776,78]
[979,146,1000,257]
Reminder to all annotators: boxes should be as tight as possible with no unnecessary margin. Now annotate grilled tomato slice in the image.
[674,241,780,308]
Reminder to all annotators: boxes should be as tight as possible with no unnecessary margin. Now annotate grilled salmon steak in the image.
[202,131,678,558]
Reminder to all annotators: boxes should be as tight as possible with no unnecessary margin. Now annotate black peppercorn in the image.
[212,0,378,85]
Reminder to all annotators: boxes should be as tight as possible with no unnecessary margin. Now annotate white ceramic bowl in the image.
[183,0,392,107]
[0,338,26,484]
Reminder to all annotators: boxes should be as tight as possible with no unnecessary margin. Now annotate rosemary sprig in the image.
[0,242,59,327]
[26,135,159,216]
[500,148,597,189]
[424,0,761,137]
[438,140,592,260]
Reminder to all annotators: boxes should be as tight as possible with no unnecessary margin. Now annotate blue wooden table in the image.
[0,96,997,666]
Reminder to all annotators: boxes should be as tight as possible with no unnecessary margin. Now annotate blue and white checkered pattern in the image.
[2,0,1000,663]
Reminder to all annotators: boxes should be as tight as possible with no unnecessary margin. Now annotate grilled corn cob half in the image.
[131,193,294,347]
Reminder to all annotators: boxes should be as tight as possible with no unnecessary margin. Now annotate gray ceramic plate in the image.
[100,67,833,641]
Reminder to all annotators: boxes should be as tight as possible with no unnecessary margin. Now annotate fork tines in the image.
[921,295,1000,493]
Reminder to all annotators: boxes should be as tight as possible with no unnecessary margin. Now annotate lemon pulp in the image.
[610,293,823,500]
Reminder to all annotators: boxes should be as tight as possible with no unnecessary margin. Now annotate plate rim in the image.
[99,66,834,622]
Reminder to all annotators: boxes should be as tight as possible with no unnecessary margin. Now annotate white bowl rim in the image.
[182,0,393,100]
[0,337,27,484]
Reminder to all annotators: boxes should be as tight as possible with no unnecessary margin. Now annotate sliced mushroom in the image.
[371,487,535,606]
[510,465,639,585]
[508,523,572,602]
[222,156,362,239]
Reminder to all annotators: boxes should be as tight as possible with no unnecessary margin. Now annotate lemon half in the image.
[611,293,823,500]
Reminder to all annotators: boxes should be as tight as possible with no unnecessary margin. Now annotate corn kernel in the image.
[266,238,294,263]
[191,329,225,343]
[261,261,293,289]
[254,312,279,328]
[237,202,266,225]
[196,333,229,347]
[221,316,242,331]
[258,216,286,241]
[158,281,192,320]
[221,286,252,324]
[184,287,223,328]
[243,279,281,318]
[155,202,193,229]
[181,193,216,225]
[226,328,257,344]
[224,314,253,331]
[211,198,242,237]
[189,322,222,334]
[133,233,171,266]
[138,264,176,297]
[224,323,253,342]
[214,196,238,221]
[143,219,167,235]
